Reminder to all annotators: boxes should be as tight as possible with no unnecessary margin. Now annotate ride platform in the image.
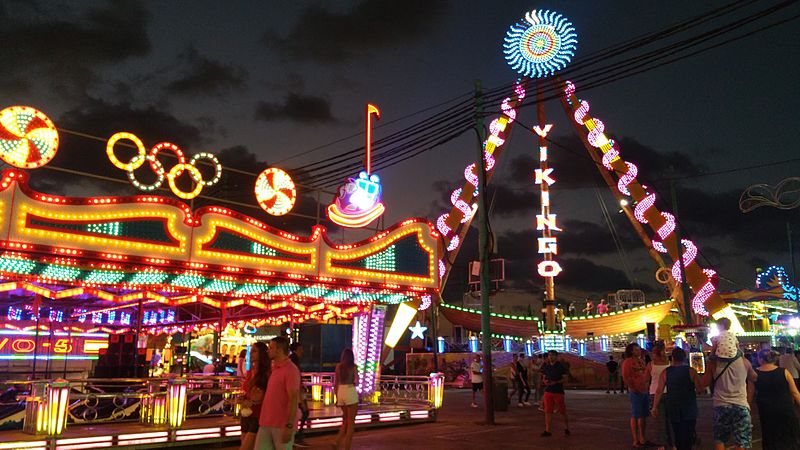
[0,402,436,449]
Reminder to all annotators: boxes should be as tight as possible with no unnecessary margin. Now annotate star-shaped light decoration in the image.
[408,321,427,340]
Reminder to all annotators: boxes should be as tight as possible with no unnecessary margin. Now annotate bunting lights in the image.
[106,132,221,200]
[0,106,59,169]
[534,123,562,284]
[562,80,726,317]
[756,265,799,302]
[328,104,385,228]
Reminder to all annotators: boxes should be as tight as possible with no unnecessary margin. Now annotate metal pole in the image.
[671,180,694,325]
[536,82,557,331]
[788,222,799,313]
[475,80,494,424]
[431,301,439,373]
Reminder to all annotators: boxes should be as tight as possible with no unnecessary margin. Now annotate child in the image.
[710,317,741,361]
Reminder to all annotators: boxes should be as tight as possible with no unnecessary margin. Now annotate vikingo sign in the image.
[534,124,562,279]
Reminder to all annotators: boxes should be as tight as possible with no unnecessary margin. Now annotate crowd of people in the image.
[466,318,800,450]
[237,337,358,450]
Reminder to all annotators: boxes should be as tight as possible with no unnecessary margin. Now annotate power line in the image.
[293,1,799,187]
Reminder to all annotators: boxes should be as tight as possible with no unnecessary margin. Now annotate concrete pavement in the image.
[222,388,766,449]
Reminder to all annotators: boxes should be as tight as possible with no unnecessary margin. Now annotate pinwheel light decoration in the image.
[504,9,578,78]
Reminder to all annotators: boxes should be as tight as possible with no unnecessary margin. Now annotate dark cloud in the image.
[671,186,796,255]
[262,0,448,63]
[506,134,708,189]
[28,98,205,194]
[167,47,247,96]
[0,0,151,98]
[254,93,337,123]
[557,258,639,293]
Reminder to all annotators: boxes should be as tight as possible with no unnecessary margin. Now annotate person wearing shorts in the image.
[470,353,483,408]
[539,350,570,437]
[622,343,652,448]
[704,354,756,450]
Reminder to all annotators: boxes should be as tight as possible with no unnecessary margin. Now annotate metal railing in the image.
[1,372,442,436]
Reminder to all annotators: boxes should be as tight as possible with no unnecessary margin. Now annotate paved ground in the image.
[223,388,767,449]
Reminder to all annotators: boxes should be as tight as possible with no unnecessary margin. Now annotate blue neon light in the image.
[504,9,578,78]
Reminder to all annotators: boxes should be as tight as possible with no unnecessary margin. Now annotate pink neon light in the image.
[451,189,476,223]
[656,212,676,241]
[176,428,221,435]
[634,193,656,223]
[175,434,221,441]
[501,98,516,123]
[617,162,638,195]
[54,443,112,450]
[438,259,445,279]
[118,432,168,440]
[489,119,505,136]
[564,81,576,97]
[671,239,697,283]
[515,83,527,100]
[587,118,606,147]
[574,100,590,124]
[435,82,525,254]
[603,140,621,169]
[484,150,496,171]
[567,81,717,317]
[117,437,169,445]
[464,164,478,187]
[447,235,460,251]
[436,214,451,236]
[419,294,432,311]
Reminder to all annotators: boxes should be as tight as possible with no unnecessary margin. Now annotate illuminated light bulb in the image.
[619,198,629,207]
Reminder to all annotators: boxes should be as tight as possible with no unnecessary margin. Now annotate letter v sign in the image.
[533,124,553,138]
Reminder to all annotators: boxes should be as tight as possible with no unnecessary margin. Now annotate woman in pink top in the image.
[335,348,359,450]
[239,342,270,450]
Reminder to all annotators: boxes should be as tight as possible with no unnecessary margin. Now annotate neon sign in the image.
[534,124,562,279]
[504,9,578,79]
[562,80,725,317]
[0,105,60,169]
[328,104,385,228]
[0,330,108,359]
[106,132,222,200]
[436,83,526,256]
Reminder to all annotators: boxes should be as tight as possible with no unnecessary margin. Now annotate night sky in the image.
[1,0,799,303]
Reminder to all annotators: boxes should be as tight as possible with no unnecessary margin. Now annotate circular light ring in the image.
[255,168,296,216]
[149,142,186,177]
[0,106,60,169]
[503,9,578,78]
[126,155,164,191]
[107,132,147,171]
[167,163,203,199]
[189,152,222,187]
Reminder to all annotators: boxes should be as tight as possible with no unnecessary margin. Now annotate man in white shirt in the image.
[779,347,800,389]
[470,353,483,408]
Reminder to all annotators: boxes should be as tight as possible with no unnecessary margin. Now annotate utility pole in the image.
[671,180,694,325]
[788,222,799,313]
[475,80,494,424]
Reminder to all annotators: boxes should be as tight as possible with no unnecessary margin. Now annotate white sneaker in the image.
[523,402,531,406]
[471,402,478,408]
[518,402,524,407]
